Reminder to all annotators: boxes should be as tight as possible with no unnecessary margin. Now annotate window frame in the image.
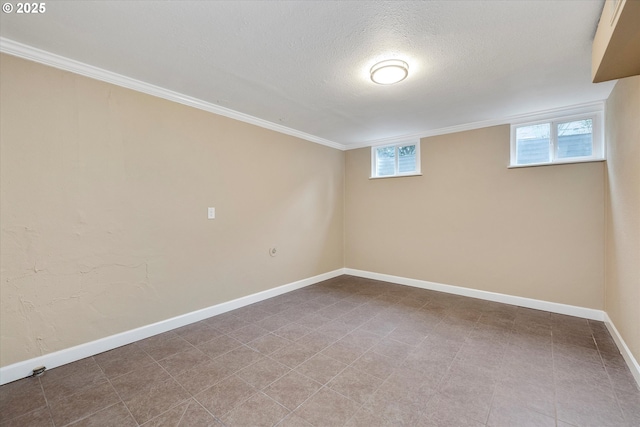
[370,141,421,179]
[509,110,604,168]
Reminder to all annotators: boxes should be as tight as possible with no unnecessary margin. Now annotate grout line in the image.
[36,376,49,409]
[45,356,138,426]
[4,278,634,427]
[57,402,132,427]
[102,370,140,426]
[267,305,396,423]
[173,400,189,425]
[550,317,561,427]
[45,404,55,427]
[194,398,227,427]
[254,391,291,427]
[341,309,437,425]
[594,331,629,424]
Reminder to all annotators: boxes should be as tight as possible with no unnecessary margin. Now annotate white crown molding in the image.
[348,100,607,150]
[1,38,610,152]
[0,37,347,151]
[0,268,345,386]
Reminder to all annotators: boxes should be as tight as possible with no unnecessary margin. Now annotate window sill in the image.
[508,158,605,169]
[369,173,422,180]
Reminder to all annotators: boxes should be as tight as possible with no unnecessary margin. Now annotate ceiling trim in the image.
[0,37,607,152]
[0,37,347,151]
[353,100,607,150]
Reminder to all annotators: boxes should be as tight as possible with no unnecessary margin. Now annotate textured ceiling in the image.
[0,1,616,148]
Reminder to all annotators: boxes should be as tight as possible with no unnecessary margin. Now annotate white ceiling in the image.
[0,1,616,149]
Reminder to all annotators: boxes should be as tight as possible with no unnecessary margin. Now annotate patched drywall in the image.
[345,125,605,309]
[0,54,345,367]
[605,75,640,363]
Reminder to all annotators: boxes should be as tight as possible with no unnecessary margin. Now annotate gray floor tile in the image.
[1,276,637,427]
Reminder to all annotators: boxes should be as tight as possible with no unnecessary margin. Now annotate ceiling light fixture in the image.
[370,59,409,85]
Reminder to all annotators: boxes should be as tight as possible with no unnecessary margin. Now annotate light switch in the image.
[208,207,215,219]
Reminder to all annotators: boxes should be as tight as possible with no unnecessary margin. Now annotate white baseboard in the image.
[0,269,344,386]
[345,268,605,321]
[346,268,640,388]
[4,268,638,390]
[604,313,640,387]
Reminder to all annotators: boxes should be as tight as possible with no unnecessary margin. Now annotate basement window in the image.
[371,141,421,178]
[510,110,604,168]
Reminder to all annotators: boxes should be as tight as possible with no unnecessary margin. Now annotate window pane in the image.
[376,146,395,176]
[516,124,550,164]
[557,119,593,158]
[398,144,416,173]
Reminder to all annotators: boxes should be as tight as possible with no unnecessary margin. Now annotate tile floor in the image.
[1,275,639,426]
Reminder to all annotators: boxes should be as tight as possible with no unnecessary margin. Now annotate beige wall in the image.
[0,54,345,367]
[605,75,640,363]
[345,125,605,309]
[2,51,628,370]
